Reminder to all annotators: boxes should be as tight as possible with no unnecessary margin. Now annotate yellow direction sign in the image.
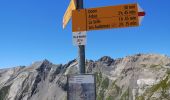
[63,0,76,29]
[72,3,145,32]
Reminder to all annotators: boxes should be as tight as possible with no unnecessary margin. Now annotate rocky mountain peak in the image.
[98,56,115,66]
[0,54,170,100]
[99,56,113,61]
[36,59,52,73]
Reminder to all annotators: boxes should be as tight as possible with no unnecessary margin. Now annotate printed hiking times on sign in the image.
[72,3,145,32]
[67,74,96,100]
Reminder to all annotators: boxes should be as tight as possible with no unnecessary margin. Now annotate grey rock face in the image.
[0,54,170,100]
[0,60,67,100]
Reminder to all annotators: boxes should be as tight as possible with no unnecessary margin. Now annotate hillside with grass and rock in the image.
[0,54,170,100]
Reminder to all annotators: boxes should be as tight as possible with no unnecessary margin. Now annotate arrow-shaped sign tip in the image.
[137,4,145,25]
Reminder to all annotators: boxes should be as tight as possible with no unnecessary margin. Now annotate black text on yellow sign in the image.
[72,3,142,32]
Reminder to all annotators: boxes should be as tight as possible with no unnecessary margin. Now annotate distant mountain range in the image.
[0,54,170,100]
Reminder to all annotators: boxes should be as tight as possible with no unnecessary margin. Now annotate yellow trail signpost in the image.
[63,1,145,100]
[63,0,76,29]
[72,3,145,32]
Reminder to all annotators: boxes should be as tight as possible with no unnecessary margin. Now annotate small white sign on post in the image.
[73,31,86,46]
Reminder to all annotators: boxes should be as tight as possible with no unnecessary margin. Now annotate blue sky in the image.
[0,0,170,68]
